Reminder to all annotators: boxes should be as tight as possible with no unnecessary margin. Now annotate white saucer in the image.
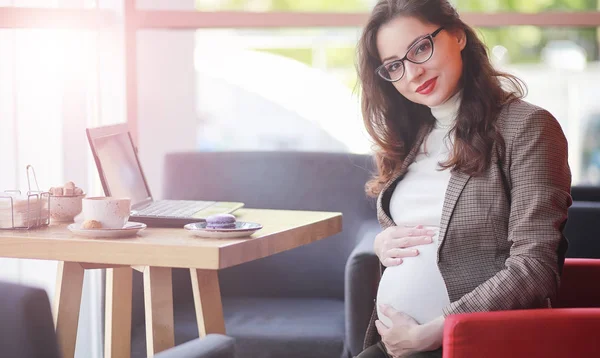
[68,221,147,239]
[184,221,262,239]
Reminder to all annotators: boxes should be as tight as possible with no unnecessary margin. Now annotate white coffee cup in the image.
[82,197,131,229]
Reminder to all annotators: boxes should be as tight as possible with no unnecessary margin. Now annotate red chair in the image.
[443,259,600,357]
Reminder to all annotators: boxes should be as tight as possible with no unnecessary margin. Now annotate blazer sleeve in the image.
[442,108,572,316]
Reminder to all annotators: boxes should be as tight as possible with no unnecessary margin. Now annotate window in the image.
[193,27,366,153]
[139,23,599,184]
[454,0,597,13]
[0,8,123,357]
[476,26,599,184]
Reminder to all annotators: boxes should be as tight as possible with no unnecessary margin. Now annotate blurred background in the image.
[0,1,599,356]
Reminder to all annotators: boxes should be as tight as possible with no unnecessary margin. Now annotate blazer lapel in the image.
[377,125,431,228]
[437,170,471,258]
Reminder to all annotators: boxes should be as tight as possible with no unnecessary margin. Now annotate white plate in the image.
[184,221,262,238]
[68,221,146,239]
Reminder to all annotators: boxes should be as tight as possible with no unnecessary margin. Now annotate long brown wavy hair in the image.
[358,0,526,197]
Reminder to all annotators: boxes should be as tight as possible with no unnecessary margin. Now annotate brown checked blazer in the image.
[363,98,572,348]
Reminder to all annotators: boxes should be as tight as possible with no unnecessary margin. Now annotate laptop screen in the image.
[90,131,151,207]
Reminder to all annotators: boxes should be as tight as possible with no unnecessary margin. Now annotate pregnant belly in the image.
[376,231,450,326]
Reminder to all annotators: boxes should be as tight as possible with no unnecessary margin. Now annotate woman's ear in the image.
[456,29,467,51]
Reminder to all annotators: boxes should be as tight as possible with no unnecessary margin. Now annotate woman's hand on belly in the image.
[374,225,435,267]
[376,304,444,357]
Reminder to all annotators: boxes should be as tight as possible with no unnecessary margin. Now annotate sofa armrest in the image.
[0,281,60,358]
[154,334,235,358]
[344,219,381,356]
[558,258,600,308]
[443,309,600,358]
[570,185,600,202]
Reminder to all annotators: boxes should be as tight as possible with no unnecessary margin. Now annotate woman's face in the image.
[376,16,466,107]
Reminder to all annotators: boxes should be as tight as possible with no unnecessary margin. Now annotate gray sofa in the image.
[570,185,600,202]
[0,281,60,358]
[129,151,381,358]
[564,185,600,259]
[0,280,234,358]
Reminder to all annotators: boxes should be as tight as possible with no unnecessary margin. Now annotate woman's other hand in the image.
[376,304,444,357]
[374,225,435,267]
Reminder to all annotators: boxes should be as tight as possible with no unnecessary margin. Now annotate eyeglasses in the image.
[376,27,445,82]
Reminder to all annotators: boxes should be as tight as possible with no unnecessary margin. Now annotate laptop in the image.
[86,124,244,227]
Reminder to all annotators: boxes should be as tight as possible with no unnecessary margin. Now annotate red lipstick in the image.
[416,77,438,95]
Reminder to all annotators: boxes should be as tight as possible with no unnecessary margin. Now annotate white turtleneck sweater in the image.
[376,91,462,326]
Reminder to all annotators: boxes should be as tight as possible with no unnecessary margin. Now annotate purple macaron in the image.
[206,214,237,229]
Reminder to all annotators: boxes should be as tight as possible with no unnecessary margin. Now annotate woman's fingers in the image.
[375,320,390,336]
[387,248,420,258]
[382,257,403,267]
[405,227,436,237]
[391,235,432,248]
[381,248,419,266]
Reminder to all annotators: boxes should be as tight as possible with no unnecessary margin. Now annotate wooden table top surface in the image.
[0,208,342,269]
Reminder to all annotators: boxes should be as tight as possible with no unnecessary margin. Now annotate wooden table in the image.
[0,208,342,358]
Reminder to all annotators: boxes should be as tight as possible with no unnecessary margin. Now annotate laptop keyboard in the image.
[135,200,214,218]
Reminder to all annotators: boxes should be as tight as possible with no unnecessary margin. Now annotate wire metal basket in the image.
[0,165,50,230]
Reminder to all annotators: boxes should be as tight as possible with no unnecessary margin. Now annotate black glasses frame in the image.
[376,27,445,82]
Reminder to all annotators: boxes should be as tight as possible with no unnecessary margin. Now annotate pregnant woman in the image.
[355,1,572,357]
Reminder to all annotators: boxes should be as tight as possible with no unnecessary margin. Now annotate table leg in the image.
[105,267,133,358]
[190,269,226,337]
[143,266,175,357]
[53,261,85,358]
